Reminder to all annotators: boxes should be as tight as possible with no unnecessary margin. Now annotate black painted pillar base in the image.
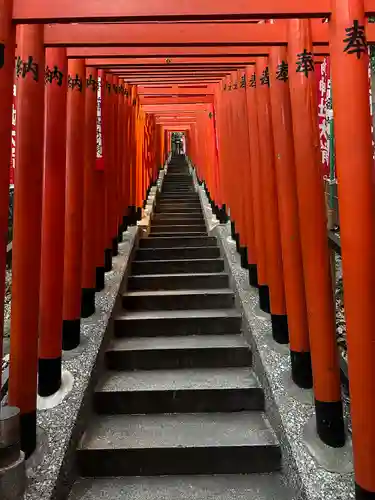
[128,205,136,225]
[62,318,80,351]
[271,314,289,344]
[122,215,128,232]
[315,399,345,448]
[118,225,123,243]
[235,235,240,252]
[81,288,96,318]
[112,237,119,257]
[104,248,112,272]
[230,221,240,250]
[290,350,313,389]
[218,204,229,223]
[136,207,142,221]
[20,410,37,459]
[248,263,259,288]
[38,357,62,397]
[230,221,236,239]
[239,246,248,269]
[95,266,105,292]
[259,284,271,313]
[355,484,375,499]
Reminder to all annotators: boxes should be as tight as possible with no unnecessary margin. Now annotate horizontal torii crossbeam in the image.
[10,0,375,22]
[43,22,375,46]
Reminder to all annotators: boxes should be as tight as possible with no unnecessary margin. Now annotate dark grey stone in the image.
[68,474,302,500]
[77,412,281,476]
[122,288,234,311]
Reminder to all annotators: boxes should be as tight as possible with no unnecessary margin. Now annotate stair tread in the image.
[96,367,258,393]
[132,258,223,265]
[144,236,213,240]
[123,288,232,298]
[128,271,228,279]
[108,334,247,352]
[116,309,241,321]
[150,233,207,236]
[137,246,217,251]
[69,474,297,500]
[79,412,278,450]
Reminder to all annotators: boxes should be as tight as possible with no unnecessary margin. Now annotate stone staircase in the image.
[68,156,296,499]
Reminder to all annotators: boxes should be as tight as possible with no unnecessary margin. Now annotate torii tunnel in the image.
[1,1,375,499]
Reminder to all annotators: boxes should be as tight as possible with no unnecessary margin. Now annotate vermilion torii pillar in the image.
[102,72,113,272]
[268,46,313,389]
[62,59,86,350]
[110,75,119,257]
[81,66,98,318]
[8,24,45,457]
[288,19,345,447]
[255,57,288,343]
[38,47,68,397]
[237,69,257,284]
[245,66,266,291]
[94,69,106,291]
[330,0,375,497]
[0,0,14,363]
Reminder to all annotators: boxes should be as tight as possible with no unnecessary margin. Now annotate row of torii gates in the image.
[1,0,375,498]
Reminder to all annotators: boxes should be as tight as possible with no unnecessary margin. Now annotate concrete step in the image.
[77,412,281,476]
[150,224,206,233]
[163,183,194,187]
[151,217,204,225]
[157,193,199,199]
[164,174,191,178]
[158,201,201,207]
[156,207,201,214]
[156,194,200,204]
[94,367,264,414]
[114,309,242,337]
[131,259,224,275]
[155,207,202,213]
[135,246,220,261]
[105,334,252,370]
[158,198,199,202]
[162,181,193,185]
[127,272,229,291]
[162,189,195,194]
[153,211,202,217]
[122,288,234,310]
[150,232,208,238]
[139,236,217,248]
[68,474,298,500]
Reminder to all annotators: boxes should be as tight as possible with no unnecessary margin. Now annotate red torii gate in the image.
[9,0,375,20]
[1,2,375,498]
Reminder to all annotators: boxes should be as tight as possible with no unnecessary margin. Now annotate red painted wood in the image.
[13,0,338,23]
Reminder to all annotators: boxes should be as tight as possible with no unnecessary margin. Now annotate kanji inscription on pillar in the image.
[317,57,332,176]
[296,49,314,77]
[86,74,98,91]
[240,75,246,88]
[276,61,288,82]
[249,74,256,88]
[260,67,270,86]
[45,65,64,86]
[68,74,83,91]
[343,20,367,59]
[16,56,39,81]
